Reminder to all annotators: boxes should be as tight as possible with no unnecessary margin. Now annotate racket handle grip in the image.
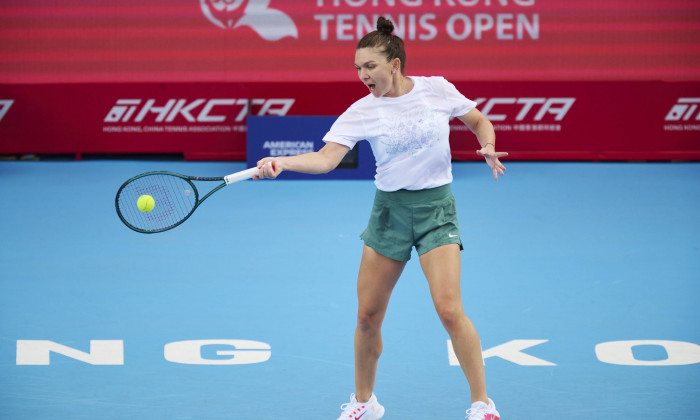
[224,167,259,185]
[224,162,274,185]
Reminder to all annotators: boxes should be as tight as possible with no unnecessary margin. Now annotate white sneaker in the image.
[337,393,385,420]
[466,398,500,420]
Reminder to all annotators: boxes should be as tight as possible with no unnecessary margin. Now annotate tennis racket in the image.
[115,164,272,234]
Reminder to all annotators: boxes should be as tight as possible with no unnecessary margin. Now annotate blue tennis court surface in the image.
[1,161,699,419]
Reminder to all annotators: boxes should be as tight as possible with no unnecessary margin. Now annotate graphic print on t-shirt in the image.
[381,104,440,157]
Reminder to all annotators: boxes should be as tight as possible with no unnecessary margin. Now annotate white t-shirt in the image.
[323,76,476,191]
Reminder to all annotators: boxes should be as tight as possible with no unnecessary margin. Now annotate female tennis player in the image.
[255,17,506,420]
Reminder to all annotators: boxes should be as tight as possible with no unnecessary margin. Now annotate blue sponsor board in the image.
[246,116,376,180]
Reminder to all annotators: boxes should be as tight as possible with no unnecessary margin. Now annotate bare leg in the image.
[419,244,488,404]
[354,245,406,402]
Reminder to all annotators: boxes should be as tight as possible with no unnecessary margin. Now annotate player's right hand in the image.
[254,159,281,180]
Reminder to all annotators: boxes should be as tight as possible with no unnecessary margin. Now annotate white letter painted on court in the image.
[164,339,271,365]
[595,340,700,366]
[16,340,124,365]
[479,340,555,366]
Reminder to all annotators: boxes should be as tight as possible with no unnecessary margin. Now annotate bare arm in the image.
[458,108,495,148]
[458,108,508,181]
[254,141,351,179]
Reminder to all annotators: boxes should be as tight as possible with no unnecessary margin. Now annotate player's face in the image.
[355,47,397,98]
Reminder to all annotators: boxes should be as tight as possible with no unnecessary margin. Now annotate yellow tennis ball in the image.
[137,195,155,213]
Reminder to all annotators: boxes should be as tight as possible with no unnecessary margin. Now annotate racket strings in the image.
[117,174,197,232]
[135,184,174,222]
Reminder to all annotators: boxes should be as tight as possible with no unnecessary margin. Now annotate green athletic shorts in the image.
[360,184,463,262]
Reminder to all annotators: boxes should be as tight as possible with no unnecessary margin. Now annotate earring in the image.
[392,70,396,74]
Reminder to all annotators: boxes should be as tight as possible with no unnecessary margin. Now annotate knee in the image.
[436,305,467,333]
[357,309,383,334]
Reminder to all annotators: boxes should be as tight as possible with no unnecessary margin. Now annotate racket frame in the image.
[115,166,260,234]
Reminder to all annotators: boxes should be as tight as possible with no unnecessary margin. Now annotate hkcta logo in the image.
[0,100,13,122]
[200,0,298,41]
[665,98,700,121]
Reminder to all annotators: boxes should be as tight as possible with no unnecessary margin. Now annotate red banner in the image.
[1,0,699,83]
[1,1,699,161]
[1,81,698,161]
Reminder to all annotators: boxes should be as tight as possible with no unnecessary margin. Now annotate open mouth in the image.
[367,83,376,92]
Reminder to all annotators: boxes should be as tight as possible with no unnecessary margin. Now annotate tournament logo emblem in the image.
[200,0,298,41]
[0,99,13,122]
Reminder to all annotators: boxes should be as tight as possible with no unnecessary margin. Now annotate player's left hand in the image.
[476,144,508,181]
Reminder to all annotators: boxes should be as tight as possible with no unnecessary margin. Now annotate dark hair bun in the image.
[377,17,394,34]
